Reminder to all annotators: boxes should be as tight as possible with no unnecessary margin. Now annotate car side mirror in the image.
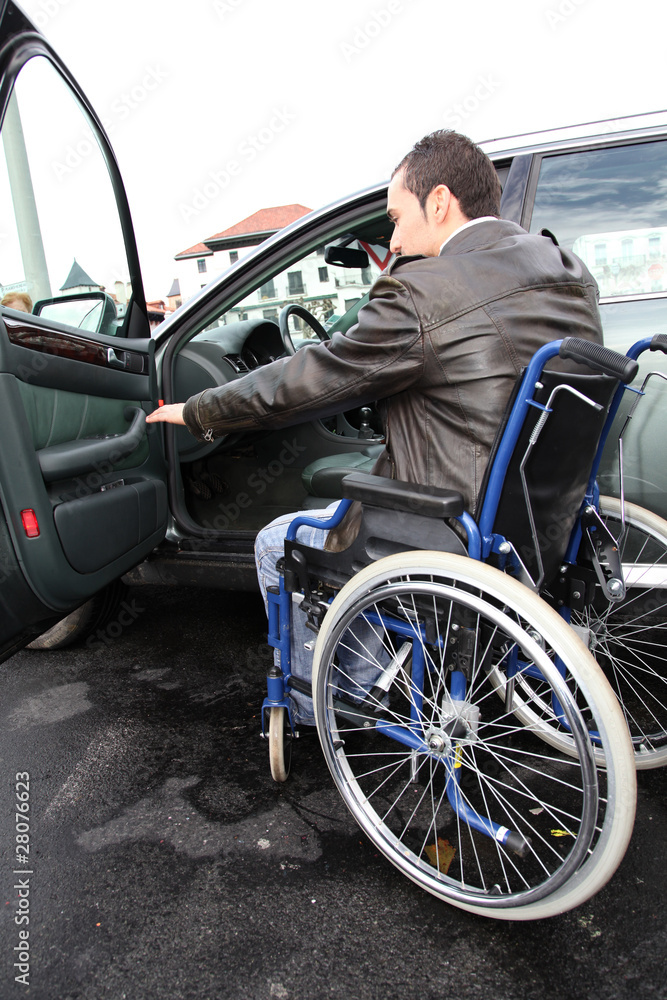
[33,291,120,336]
[324,244,370,269]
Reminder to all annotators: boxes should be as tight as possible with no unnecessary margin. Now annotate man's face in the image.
[387,171,441,257]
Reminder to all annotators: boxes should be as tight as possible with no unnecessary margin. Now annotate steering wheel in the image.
[279,304,328,355]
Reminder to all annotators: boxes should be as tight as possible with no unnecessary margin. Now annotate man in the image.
[147,130,603,720]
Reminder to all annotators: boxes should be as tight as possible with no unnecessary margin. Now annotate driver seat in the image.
[301,443,384,508]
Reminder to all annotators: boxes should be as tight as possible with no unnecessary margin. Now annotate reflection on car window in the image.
[0,56,134,334]
[529,141,667,298]
[600,297,667,353]
[597,296,667,509]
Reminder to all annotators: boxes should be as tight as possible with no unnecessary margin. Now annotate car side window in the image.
[528,141,667,301]
[196,240,387,340]
[0,56,136,334]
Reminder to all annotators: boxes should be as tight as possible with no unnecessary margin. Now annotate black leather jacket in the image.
[183,219,603,517]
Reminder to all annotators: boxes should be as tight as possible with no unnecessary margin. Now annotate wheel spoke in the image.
[312,552,634,917]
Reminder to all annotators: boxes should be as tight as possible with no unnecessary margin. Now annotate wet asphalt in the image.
[1,583,666,1000]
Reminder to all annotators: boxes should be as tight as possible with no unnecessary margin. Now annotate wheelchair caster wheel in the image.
[268,706,292,782]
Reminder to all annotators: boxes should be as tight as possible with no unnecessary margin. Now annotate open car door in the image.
[0,2,168,660]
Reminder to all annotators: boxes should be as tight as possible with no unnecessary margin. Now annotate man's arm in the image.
[154,274,423,442]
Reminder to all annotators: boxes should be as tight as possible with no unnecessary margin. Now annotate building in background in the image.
[174,205,312,301]
[173,204,379,330]
[58,259,100,296]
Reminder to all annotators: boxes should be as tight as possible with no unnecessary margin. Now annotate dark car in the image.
[1,0,666,658]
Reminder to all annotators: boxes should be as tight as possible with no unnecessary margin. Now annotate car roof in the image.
[480,110,667,160]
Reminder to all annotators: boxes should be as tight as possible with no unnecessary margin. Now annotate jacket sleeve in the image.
[182,273,425,441]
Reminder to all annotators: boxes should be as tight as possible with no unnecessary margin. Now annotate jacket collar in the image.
[386,219,527,275]
[439,216,499,253]
[439,218,525,256]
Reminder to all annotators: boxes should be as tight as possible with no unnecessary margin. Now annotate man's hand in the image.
[146,403,186,425]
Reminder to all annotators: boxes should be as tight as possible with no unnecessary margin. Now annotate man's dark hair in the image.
[393,130,501,220]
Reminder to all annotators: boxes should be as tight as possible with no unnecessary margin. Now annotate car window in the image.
[528,140,667,299]
[600,297,667,353]
[195,239,390,341]
[0,56,136,334]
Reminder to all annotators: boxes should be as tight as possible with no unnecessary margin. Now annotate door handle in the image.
[107,347,146,373]
[37,407,147,482]
[107,348,125,368]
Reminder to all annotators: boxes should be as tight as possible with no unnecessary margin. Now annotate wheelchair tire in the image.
[576,497,667,768]
[27,579,128,650]
[311,551,636,920]
[488,498,667,770]
[268,707,291,783]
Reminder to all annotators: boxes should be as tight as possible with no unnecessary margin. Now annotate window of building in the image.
[288,271,305,295]
[229,250,239,264]
[197,258,207,274]
[318,266,328,283]
[263,308,278,321]
[259,279,276,299]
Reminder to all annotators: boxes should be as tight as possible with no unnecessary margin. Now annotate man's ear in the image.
[430,184,452,221]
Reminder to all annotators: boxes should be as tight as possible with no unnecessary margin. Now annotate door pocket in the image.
[53,480,167,574]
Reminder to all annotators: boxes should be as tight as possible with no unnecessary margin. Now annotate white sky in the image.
[17,0,666,300]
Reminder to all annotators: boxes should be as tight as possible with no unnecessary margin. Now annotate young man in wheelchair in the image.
[148,129,604,725]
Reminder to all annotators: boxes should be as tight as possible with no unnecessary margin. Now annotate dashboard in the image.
[172,318,287,460]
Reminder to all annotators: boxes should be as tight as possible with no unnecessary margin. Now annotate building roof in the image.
[173,241,214,261]
[175,204,312,258]
[60,259,98,291]
[166,278,181,298]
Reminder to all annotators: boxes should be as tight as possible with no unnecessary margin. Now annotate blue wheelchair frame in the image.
[261,335,650,853]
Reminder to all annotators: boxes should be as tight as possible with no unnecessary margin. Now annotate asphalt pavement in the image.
[1,584,666,1000]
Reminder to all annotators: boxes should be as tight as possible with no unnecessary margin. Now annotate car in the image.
[1,0,667,658]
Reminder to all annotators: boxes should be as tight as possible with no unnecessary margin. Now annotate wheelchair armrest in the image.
[341,472,464,518]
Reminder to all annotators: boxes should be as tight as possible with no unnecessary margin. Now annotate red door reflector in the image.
[20,509,40,538]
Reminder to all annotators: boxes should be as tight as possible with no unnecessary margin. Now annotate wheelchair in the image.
[259,335,667,919]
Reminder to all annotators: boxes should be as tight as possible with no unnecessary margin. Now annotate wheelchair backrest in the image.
[477,366,619,587]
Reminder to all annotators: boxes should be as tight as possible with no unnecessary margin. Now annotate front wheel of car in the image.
[27,579,128,650]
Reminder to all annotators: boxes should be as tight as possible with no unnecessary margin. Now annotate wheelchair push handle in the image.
[650,333,667,354]
[559,337,639,383]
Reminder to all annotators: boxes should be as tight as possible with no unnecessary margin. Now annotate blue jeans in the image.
[255,505,386,725]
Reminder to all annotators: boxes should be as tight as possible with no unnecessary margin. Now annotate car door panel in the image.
[0,17,170,656]
[0,314,166,615]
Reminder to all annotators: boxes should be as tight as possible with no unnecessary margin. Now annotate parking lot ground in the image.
[1,584,666,1000]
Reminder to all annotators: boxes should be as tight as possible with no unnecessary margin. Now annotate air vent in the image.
[225,354,249,373]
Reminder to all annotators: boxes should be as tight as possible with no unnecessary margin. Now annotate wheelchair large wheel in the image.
[573,497,667,768]
[311,551,636,920]
[490,498,667,769]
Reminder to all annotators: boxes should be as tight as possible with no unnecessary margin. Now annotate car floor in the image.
[183,455,310,533]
